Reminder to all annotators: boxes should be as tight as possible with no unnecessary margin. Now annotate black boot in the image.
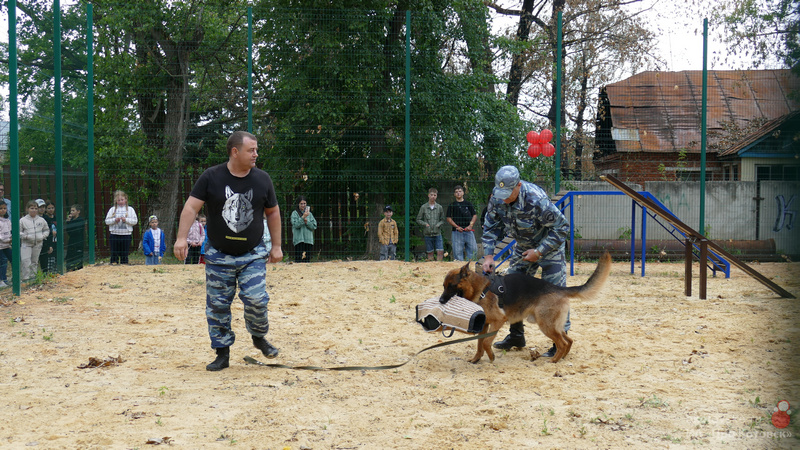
[543,331,567,357]
[493,322,525,350]
[206,347,230,371]
[252,335,279,359]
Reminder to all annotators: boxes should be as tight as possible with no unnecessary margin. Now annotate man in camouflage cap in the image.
[481,165,570,357]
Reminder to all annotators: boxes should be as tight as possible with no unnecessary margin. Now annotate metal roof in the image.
[717,110,800,157]
[602,70,800,153]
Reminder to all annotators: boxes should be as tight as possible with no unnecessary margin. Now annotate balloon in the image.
[542,143,555,157]
[526,130,539,144]
[527,143,542,157]
[539,129,553,143]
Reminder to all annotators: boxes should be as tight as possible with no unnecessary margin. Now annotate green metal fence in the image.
[3,2,798,295]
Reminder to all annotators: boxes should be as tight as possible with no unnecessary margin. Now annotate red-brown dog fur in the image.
[439,252,612,363]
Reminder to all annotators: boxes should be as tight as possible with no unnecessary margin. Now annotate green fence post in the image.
[87,3,95,265]
[54,0,65,274]
[404,10,411,262]
[9,0,21,295]
[554,10,563,194]
[248,7,253,133]
[700,18,708,235]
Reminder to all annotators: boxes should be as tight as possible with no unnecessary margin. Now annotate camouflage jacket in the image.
[482,180,569,257]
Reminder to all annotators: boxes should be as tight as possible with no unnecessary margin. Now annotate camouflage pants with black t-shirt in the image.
[204,242,271,348]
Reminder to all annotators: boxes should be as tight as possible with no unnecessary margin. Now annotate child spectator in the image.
[65,204,86,271]
[20,200,50,281]
[104,190,138,264]
[378,205,398,260]
[187,213,205,264]
[40,200,58,273]
[199,214,208,264]
[0,202,11,287]
[142,215,166,265]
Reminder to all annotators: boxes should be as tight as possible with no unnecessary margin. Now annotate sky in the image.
[635,0,738,71]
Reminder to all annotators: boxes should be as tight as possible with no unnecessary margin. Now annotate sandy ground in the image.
[0,257,798,449]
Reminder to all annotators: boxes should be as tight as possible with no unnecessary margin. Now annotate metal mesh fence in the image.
[2,3,798,284]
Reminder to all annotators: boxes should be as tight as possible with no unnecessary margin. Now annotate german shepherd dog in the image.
[438,252,612,363]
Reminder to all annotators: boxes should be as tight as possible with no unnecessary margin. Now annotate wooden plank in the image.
[700,240,708,300]
[601,175,795,299]
[684,237,692,297]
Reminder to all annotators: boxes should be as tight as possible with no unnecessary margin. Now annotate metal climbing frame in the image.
[556,191,731,278]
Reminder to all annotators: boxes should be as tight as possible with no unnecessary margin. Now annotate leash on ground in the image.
[243,330,498,371]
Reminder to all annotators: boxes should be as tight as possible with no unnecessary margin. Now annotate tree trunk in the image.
[155,70,190,247]
[505,0,535,106]
[147,24,201,247]
[573,52,589,181]
[361,7,405,259]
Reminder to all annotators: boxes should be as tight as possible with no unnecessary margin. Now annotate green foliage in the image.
[712,0,799,73]
[4,1,663,260]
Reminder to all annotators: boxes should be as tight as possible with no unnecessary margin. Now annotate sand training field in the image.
[0,258,798,449]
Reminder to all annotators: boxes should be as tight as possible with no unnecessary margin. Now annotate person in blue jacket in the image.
[142,215,166,265]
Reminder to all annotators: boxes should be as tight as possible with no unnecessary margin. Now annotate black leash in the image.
[243,330,498,371]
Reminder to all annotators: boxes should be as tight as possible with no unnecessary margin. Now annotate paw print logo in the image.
[771,400,791,429]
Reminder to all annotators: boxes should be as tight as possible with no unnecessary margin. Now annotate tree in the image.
[90,0,250,245]
[252,0,527,258]
[4,0,252,247]
[487,0,659,181]
[712,0,799,74]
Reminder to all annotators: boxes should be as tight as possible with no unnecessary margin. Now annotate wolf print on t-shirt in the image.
[222,186,254,233]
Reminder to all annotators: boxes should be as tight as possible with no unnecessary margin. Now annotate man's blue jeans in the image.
[451,229,477,261]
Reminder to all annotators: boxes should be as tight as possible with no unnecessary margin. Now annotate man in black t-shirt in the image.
[446,185,478,261]
[175,131,284,371]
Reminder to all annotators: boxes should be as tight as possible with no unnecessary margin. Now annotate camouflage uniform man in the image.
[174,131,283,371]
[481,165,570,357]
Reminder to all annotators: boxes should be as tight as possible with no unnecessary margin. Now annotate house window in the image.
[723,164,739,181]
[675,167,718,181]
[756,165,800,181]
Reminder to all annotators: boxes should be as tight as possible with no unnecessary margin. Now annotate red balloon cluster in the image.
[526,129,555,158]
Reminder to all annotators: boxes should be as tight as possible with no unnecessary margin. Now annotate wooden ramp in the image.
[601,175,795,299]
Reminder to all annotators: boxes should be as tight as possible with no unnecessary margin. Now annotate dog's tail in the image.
[570,251,612,300]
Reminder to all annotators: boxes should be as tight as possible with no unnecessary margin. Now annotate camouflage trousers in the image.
[505,243,570,332]
[204,243,270,349]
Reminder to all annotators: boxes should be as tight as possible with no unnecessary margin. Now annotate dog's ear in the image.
[460,263,472,276]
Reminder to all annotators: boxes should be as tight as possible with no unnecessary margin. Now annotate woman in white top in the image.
[104,190,138,264]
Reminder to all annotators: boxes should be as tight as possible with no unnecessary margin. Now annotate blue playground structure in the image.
[494,175,792,299]
[494,190,732,279]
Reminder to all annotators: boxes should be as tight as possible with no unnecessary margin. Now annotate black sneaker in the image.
[252,336,279,359]
[542,343,557,357]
